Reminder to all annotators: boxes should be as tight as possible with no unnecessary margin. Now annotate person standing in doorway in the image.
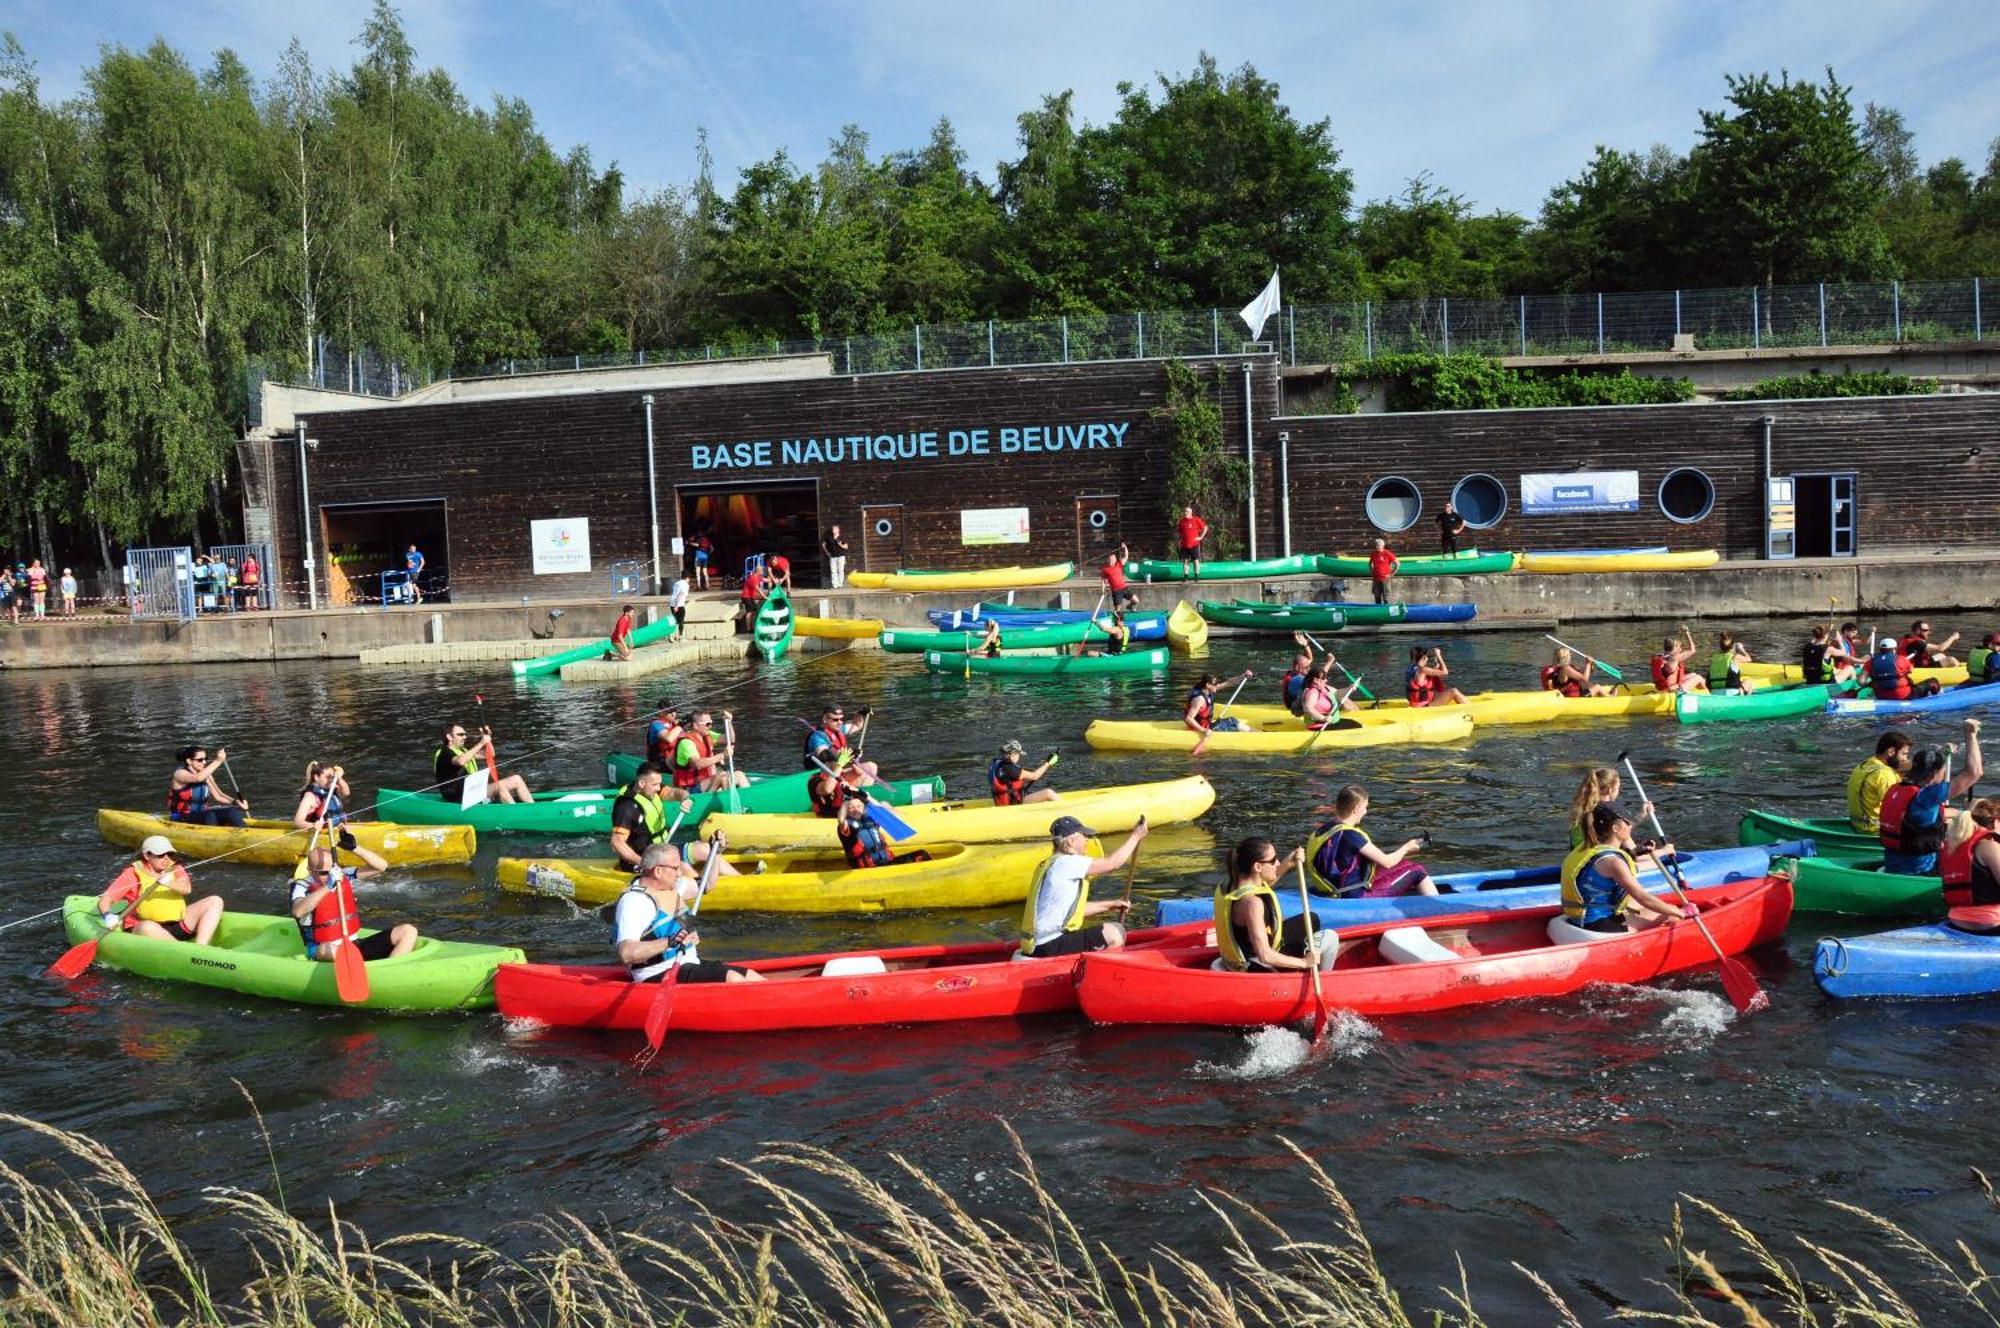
[404,544,426,603]
[691,531,713,591]
[821,524,850,589]
[1175,506,1209,579]
[1436,502,1467,557]
[1367,538,1399,605]
[669,572,689,633]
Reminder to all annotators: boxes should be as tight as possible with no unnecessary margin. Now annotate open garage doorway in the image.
[677,482,821,587]
[319,498,450,604]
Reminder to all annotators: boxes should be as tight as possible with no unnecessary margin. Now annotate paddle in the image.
[1543,634,1625,682]
[1120,820,1143,908]
[1191,670,1253,757]
[1297,857,1330,1047]
[1301,675,1364,756]
[1619,753,1766,1015]
[49,872,172,979]
[217,749,250,819]
[809,753,914,840]
[1305,634,1376,706]
[722,713,742,815]
[643,832,724,1054]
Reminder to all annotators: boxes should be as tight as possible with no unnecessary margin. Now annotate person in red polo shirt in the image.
[608,603,636,660]
[1367,538,1399,605]
[1100,543,1138,611]
[1175,507,1209,578]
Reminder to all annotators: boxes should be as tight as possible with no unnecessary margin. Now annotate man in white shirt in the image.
[1017,814,1147,958]
[668,574,690,632]
[613,842,763,984]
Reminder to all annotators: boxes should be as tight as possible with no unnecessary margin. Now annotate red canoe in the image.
[1073,876,1793,1027]
[495,922,1210,1034]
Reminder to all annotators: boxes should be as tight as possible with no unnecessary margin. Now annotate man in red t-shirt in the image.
[1175,507,1209,577]
[735,565,767,633]
[1367,538,1399,605]
[1100,543,1138,611]
[609,604,636,660]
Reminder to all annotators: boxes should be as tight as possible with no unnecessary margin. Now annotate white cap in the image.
[139,835,175,857]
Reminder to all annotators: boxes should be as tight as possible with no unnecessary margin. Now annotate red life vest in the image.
[1869,649,1911,700]
[839,815,892,868]
[240,559,259,587]
[803,726,848,767]
[296,869,361,955]
[1941,826,1992,907]
[1540,665,1583,698]
[165,772,205,820]
[647,720,680,768]
[1185,688,1214,731]
[1406,666,1439,707]
[1879,783,1944,858]
[990,758,1026,806]
[1651,654,1682,690]
[672,730,713,789]
[809,772,844,818]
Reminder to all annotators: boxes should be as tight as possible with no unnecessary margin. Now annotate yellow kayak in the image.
[1517,550,1721,574]
[1083,710,1476,754]
[494,839,1083,911]
[1740,661,1967,685]
[1165,601,1209,653]
[846,563,1074,593]
[699,775,1214,848]
[795,616,884,639]
[97,809,476,868]
[1240,684,1679,725]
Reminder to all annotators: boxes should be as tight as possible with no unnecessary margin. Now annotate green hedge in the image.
[1331,353,1694,413]
[1720,371,1939,401]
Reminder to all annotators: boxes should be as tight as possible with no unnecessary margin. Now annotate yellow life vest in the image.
[130,861,187,924]
[1016,855,1089,956]
[1305,821,1373,895]
[1560,843,1636,925]
[1212,879,1281,971]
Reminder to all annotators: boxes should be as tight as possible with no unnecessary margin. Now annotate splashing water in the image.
[1632,986,1736,1045]
[1196,1013,1381,1080]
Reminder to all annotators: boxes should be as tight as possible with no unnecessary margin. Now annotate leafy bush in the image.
[1721,370,1939,400]
[1329,352,1694,413]
[1155,360,1248,558]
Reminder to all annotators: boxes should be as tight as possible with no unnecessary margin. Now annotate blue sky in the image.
[10,0,2000,218]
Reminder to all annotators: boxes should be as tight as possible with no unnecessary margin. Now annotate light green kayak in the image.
[923,648,1170,676]
[1674,683,1841,724]
[753,585,796,663]
[512,615,678,677]
[60,897,521,1012]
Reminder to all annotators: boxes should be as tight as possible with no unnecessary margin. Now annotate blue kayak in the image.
[927,605,1168,640]
[1815,923,2000,999]
[1292,601,1478,624]
[1153,840,1811,928]
[1827,679,2000,716]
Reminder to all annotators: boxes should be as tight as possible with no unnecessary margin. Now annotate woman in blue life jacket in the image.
[166,745,249,828]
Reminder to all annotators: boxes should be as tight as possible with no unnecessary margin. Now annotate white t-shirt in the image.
[669,578,689,609]
[612,888,696,980]
[1029,853,1093,946]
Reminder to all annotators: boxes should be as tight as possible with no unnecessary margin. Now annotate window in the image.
[1364,476,1422,532]
[1450,474,1507,528]
[1658,468,1715,524]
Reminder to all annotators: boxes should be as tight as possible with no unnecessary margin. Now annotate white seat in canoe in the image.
[1546,916,1620,946]
[1378,926,1458,965]
[820,955,888,978]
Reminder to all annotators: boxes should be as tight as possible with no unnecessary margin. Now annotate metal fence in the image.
[609,559,648,598]
[125,548,195,623]
[204,542,274,611]
[250,275,2000,408]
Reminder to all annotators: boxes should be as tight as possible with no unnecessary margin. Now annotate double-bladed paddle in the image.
[809,753,914,839]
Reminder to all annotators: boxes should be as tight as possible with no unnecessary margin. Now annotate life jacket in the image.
[1306,821,1373,896]
[1868,648,1907,699]
[803,726,847,769]
[1801,642,1832,684]
[672,730,713,789]
[433,744,484,781]
[105,861,187,927]
[1102,623,1128,654]
[1900,634,1932,667]
[294,867,361,956]
[1941,825,1994,907]
[1213,879,1282,972]
[1561,843,1635,927]
[1541,664,1582,698]
[616,785,669,852]
[165,770,208,821]
[1185,687,1214,731]
[299,783,345,827]
[616,884,689,977]
[1879,783,1944,858]
[1972,646,2000,684]
[1016,855,1089,956]
[989,757,1028,806]
[1406,665,1439,707]
[808,773,845,818]
[1651,653,1682,690]
[1708,650,1741,690]
[838,813,893,869]
[1281,670,1307,714]
[646,719,680,768]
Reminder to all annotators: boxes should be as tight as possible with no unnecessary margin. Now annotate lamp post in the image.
[296,421,319,610]
[642,394,662,595]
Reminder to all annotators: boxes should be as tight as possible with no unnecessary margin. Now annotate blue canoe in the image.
[1815,923,2000,999]
[927,605,1168,640]
[1827,679,2000,716]
[1153,840,1812,929]
[1292,601,1478,624]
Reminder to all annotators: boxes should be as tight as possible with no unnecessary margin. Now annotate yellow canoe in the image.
[846,563,1075,593]
[1740,661,1967,686]
[795,616,884,639]
[1165,601,1209,653]
[1237,684,1679,726]
[494,839,1088,912]
[699,775,1214,848]
[97,809,476,868]
[1082,711,1476,754]
[1517,550,1721,574]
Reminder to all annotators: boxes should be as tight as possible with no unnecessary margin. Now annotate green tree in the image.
[1352,174,1531,300]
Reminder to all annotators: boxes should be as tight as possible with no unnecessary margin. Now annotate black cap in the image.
[655,698,678,712]
[1590,802,1633,835]
[1049,815,1097,840]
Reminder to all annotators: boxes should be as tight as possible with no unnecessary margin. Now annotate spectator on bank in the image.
[1368,538,1399,606]
[1176,506,1209,578]
[59,568,77,618]
[224,558,239,611]
[669,573,689,632]
[822,524,850,589]
[26,558,48,619]
[609,603,637,661]
[405,544,426,603]
[1436,502,1467,557]
[0,567,15,625]
[239,553,261,610]
[691,531,714,590]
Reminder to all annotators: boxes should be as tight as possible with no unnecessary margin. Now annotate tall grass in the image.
[2,1110,1997,1326]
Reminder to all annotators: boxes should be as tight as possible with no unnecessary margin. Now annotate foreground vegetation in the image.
[2,1110,1996,1326]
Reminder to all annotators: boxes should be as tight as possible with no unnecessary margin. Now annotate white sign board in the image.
[1520,471,1640,516]
[530,518,592,574]
[459,767,490,808]
[959,507,1031,546]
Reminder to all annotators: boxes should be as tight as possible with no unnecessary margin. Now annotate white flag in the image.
[1238,269,1281,340]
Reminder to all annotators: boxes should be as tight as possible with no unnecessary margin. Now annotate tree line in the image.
[3,3,1999,571]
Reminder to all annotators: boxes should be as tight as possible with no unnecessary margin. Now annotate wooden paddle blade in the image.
[1718,957,1768,1014]
[643,969,680,1050]
[333,941,371,1004]
[48,937,100,979]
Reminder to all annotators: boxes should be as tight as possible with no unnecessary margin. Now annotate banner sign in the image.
[960,507,1031,546]
[1520,470,1640,515]
[689,421,1132,473]
[530,517,592,574]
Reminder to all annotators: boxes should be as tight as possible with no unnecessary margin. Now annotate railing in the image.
[125,548,195,623]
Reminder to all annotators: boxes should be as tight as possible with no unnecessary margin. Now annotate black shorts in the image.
[1179,546,1200,560]
[638,960,742,984]
[164,920,197,942]
[1023,925,1109,958]
[353,931,398,962]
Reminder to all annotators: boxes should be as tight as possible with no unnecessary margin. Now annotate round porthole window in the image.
[1658,468,1715,524]
[873,517,894,537]
[1449,473,1507,529]
[1088,510,1108,530]
[1364,476,1422,532]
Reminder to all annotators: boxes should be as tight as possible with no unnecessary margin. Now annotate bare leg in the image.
[186,896,224,946]
[389,924,419,958]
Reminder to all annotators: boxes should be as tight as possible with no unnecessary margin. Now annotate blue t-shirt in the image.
[1882,781,1950,875]
[406,549,424,573]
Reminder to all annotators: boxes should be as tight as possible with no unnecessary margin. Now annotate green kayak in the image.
[753,585,796,663]
[1778,855,1944,916]
[1674,683,1841,724]
[1315,551,1517,577]
[1233,598,1406,626]
[1123,554,1317,582]
[1739,809,1878,859]
[512,614,678,678]
[923,647,1169,676]
[881,620,1107,653]
[1197,601,1347,632]
[60,897,521,1012]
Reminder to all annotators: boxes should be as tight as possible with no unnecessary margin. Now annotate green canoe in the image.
[1232,598,1407,627]
[923,647,1170,676]
[385,768,950,834]
[1315,550,1517,577]
[1123,554,1318,582]
[881,620,1108,653]
[753,585,796,663]
[1779,855,1944,916]
[60,897,522,1012]
[1739,809,1878,859]
[1197,601,1347,632]
[512,614,678,678]
[1674,683,1841,724]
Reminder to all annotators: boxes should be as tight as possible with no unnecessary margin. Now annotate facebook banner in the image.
[1520,470,1640,515]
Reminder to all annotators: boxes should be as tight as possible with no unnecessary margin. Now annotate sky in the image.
[8,0,2000,218]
